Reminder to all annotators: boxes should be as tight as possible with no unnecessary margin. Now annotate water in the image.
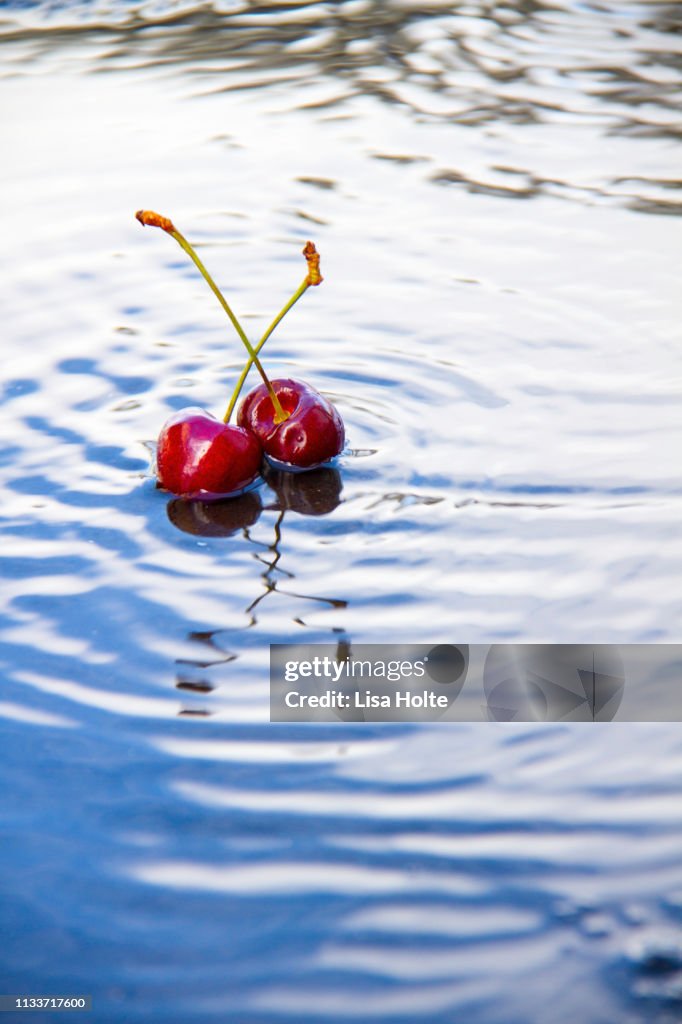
[1,1,682,1020]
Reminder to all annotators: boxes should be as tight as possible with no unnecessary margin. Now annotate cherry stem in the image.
[223,277,307,422]
[223,241,323,423]
[135,209,288,424]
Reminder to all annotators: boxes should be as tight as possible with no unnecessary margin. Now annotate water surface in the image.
[1,2,682,1021]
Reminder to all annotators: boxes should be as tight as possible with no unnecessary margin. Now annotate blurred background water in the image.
[1,0,682,1020]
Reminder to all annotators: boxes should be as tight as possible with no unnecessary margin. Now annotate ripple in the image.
[0,701,77,728]
[340,903,540,939]
[151,735,397,762]
[129,858,486,896]
[15,670,181,719]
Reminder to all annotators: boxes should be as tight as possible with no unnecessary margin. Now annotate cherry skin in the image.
[156,407,262,499]
[237,378,344,470]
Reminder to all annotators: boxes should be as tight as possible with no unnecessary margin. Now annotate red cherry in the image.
[237,378,344,470]
[156,407,262,498]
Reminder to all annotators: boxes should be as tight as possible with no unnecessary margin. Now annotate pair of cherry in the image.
[136,211,345,500]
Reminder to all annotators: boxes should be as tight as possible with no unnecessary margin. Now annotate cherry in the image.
[156,408,262,499]
[136,209,345,494]
[237,378,344,469]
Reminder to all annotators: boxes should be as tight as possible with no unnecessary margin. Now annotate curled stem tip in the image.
[135,209,176,234]
[303,241,323,286]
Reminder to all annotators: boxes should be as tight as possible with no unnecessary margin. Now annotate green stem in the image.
[169,228,288,424]
[223,277,310,423]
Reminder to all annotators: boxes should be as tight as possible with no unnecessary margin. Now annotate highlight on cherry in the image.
[135,209,345,501]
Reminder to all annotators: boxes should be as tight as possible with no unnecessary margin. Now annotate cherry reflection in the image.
[166,466,342,537]
[166,467,346,659]
[173,631,237,716]
[244,467,346,626]
[166,489,263,537]
[263,465,343,517]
